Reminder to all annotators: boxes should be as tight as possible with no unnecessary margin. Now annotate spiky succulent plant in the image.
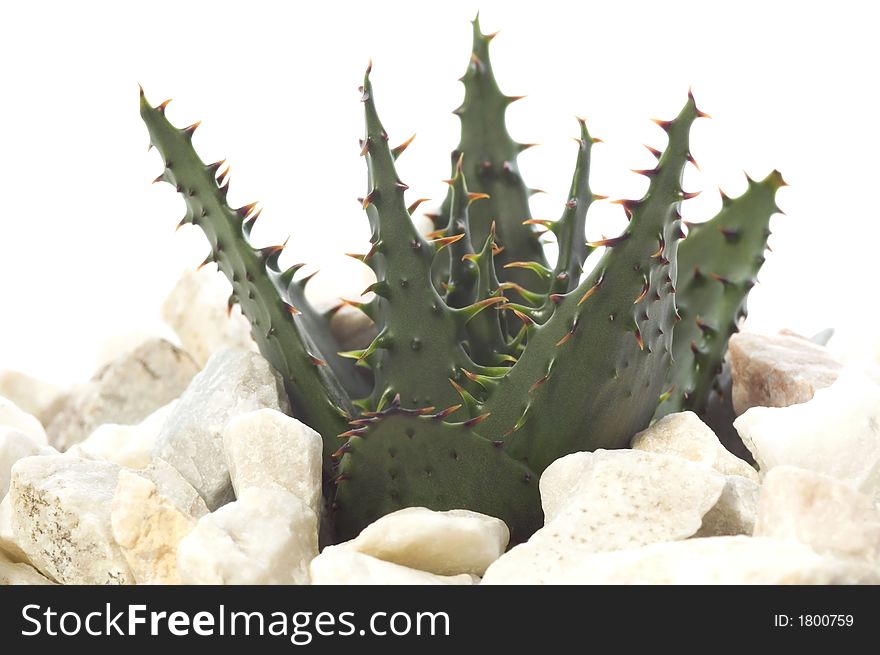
[140,18,784,543]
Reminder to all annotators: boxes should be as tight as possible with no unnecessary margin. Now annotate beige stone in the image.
[152,349,289,510]
[176,488,317,585]
[0,371,65,427]
[344,507,509,576]
[47,339,198,450]
[696,475,760,537]
[755,466,880,562]
[483,450,725,584]
[222,409,322,514]
[488,536,879,584]
[734,369,880,501]
[7,455,133,584]
[111,470,195,584]
[0,551,55,585]
[310,547,477,585]
[632,411,757,481]
[161,268,257,367]
[728,331,841,414]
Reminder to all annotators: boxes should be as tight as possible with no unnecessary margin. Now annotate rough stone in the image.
[734,369,880,500]
[1,429,45,499]
[222,409,322,514]
[485,536,879,584]
[344,507,509,576]
[47,339,199,451]
[7,455,133,584]
[111,470,196,584]
[631,411,758,481]
[310,547,477,585]
[152,349,289,510]
[69,401,176,470]
[483,450,726,584]
[755,466,880,562]
[176,488,317,585]
[696,475,760,537]
[728,331,842,414]
[161,268,257,367]
[0,396,48,446]
[139,459,209,519]
[0,493,28,562]
[0,551,54,585]
[0,371,65,427]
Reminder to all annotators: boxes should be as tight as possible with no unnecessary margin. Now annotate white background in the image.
[1,0,878,384]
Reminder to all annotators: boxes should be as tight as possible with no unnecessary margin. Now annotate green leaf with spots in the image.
[656,170,785,418]
[332,403,541,543]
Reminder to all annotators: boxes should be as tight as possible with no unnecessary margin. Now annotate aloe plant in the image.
[140,18,784,543]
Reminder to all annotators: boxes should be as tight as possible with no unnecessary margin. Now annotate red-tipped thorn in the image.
[433,404,462,421]
[634,327,645,351]
[634,275,650,304]
[523,218,554,228]
[392,134,416,158]
[510,308,534,326]
[529,375,549,393]
[197,253,214,271]
[586,234,629,248]
[406,198,431,214]
[644,144,662,159]
[463,413,491,428]
[237,202,258,219]
[578,271,605,305]
[431,233,465,251]
[467,192,490,204]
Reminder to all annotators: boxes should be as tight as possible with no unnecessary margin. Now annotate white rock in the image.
[139,459,209,519]
[0,396,48,446]
[483,450,726,584]
[47,339,199,451]
[498,536,879,585]
[70,401,176,470]
[1,429,45,498]
[153,349,289,510]
[631,411,758,481]
[161,268,257,367]
[343,507,509,576]
[7,455,133,584]
[696,475,760,537]
[734,369,880,500]
[222,409,322,514]
[0,494,28,562]
[0,551,54,585]
[0,371,65,427]
[755,466,880,562]
[111,470,196,584]
[728,331,842,414]
[310,547,477,585]
[330,304,378,351]
[176,487,317,585]
[94,332,166,370]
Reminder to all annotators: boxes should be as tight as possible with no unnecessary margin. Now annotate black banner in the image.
[0,585,875,650]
